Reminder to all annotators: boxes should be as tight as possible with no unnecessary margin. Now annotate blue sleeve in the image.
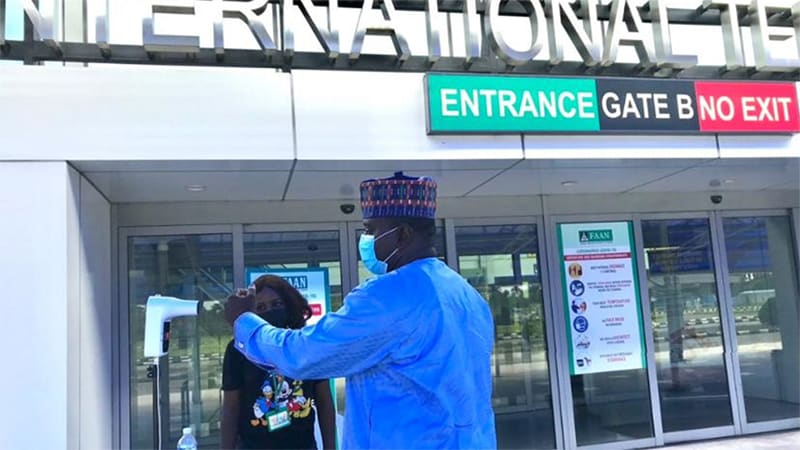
[233,287,403,380]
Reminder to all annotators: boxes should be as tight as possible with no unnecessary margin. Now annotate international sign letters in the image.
[426,74,800,134]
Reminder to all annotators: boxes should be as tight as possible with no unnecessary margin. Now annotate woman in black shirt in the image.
[221,275,336,450]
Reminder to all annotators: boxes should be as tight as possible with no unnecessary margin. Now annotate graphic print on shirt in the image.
[250,373,313,428]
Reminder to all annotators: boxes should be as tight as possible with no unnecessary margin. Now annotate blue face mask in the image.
[358,227,400,275]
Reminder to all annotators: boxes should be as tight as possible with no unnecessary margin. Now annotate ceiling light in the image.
[185,184,207,192]
[561,180,578,187]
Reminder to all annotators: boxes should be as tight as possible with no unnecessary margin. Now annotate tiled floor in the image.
[654,429,800,449]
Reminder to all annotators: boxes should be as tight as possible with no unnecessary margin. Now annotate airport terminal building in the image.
[1,0,798,449]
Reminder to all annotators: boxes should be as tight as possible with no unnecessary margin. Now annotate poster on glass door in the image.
[246,267,331,326]
[557,222,647,375]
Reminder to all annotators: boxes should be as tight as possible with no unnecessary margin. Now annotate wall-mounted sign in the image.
[1,0,799,77]
[557,222,647,376]
[426,74,800,134]
[246,267,331,326]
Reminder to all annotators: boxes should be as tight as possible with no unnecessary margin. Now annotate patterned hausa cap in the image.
[360,172,437,219]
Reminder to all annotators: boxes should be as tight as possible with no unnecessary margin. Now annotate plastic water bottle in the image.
[177,427,198,450]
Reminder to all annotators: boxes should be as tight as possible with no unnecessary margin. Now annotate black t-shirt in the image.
[222,340,318,450]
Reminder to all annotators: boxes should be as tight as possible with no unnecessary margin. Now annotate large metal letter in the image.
[794,2,800,64]
[143,0,200,53]
[283,0,339,58]
[425,0,442,62]
[651,0,697,68]
[546,0,603,66]
[87,0,110,50]
[21,0,60,49]
[487,0,547,65]
[350,0,411,61]
[0,0,6,46]
[603,0,655,66]
[463,0,481,62]
[751,0,798,71]
[704,0,749,69]
[197,0,275,56]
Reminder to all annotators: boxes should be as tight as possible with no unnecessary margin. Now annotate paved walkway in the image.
[654,429,799,449]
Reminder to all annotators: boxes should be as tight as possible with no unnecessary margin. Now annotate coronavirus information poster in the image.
[557,222,647,375]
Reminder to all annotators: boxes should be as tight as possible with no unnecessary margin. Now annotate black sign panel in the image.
[596,79,699,132]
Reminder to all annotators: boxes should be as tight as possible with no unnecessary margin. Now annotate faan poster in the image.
[246,267,331,326]
[557,222,647,375]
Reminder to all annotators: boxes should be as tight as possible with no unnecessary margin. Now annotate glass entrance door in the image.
[720,214,800,430]
[641,217,734,438]
[126,231,234,450]
[454,221,556,450]
[551,219,655,448]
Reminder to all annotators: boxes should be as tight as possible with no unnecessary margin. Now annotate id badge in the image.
[266,407,291,432]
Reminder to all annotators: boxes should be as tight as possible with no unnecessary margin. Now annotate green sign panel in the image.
[579,229,613,243]
[425,74,599,133]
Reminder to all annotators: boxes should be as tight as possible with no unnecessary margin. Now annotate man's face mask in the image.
[358,226,400,275]
[259,307,288,328]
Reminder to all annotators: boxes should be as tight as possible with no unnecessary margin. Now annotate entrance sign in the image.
[1,0,799,77]
[246,267,331,326]
[425,74,800,134]
[557,222,647,375]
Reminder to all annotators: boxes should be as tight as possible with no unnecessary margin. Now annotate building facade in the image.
[1,1,799,449]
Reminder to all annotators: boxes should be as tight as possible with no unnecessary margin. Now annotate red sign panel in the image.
[695,82,800,133]
[310,304,322,316]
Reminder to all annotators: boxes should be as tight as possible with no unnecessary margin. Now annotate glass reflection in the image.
[643,219,733,432]
[128,234,233,449]
[456,224,555,449]
[723,216,800,423]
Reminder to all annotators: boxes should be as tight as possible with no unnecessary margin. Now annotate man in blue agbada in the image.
[224,172,497,449]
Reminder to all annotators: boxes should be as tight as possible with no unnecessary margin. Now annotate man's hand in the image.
[224,288,255,326]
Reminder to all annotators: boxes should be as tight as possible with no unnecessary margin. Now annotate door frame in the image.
[446,216,564,450]
[546,213,658,450]
[713,209,800,435]
[637,211,740,444]
[118,224,240,450]
[118,222,354,449]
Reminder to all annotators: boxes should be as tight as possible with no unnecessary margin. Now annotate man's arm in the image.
[233,288,401,380]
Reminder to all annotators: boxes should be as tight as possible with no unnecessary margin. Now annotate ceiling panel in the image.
[631,158,799,192]
[285,169,504,200]
[84,170,289,202]
[467,159,711,196]
[293,159,521,172]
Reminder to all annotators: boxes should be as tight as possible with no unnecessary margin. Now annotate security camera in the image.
[340,203,355,214]
[710,195,723,204]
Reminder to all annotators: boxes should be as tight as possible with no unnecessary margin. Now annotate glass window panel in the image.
[128,234,234,450]
[455,224,555,450]
[244,230,343,310]
[643,218,733,432]
[723,216,800,423]
[243,230,347,417]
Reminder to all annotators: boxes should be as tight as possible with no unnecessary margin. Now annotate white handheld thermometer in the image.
[143,295,200,358]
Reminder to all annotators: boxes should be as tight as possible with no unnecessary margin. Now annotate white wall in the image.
[0,162,71,450]
[76,173,113,450]
[0,65,294,161]
[0,162,112,450]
